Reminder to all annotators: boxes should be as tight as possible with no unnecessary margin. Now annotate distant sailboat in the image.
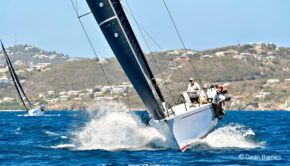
[85,0,219,151]
[285,98,289,111]
[1,41,45,116]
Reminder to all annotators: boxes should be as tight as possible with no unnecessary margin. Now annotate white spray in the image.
[73,101,172,151]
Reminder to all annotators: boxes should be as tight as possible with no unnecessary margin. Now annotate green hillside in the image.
[0,43,289,110]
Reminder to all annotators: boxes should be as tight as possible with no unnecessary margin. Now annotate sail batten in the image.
[86,0,165,119]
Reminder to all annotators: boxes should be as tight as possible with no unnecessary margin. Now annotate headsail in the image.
[86,0,165,120]
[1,41,32,111]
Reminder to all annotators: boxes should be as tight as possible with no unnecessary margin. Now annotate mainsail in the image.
[1,41,32,111]
[86,0,165,120]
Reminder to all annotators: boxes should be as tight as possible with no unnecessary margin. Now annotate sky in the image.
[0,0,290,58]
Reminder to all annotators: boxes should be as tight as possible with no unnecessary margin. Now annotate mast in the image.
[86,0,165,120]
[1,41,32,111]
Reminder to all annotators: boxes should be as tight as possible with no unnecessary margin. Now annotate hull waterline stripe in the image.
[180,108,209,119]
[180,144,192,152]
[98,16,117,26]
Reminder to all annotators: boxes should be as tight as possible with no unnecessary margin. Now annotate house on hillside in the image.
[111,87,127,94]
[33,54,48,59]
[266,56,276,61]
[46,98,59,104]
[255,92,271,100]
[215,52,225,57]
[98,58,108,64]
[47,90,55,96]
[224,49,238,55]
[59,95,69,101]
[13,60,23,66]
[28,63,51,72]
[240,53,251,57]
[68,90,79,97]
[3,97,15,103]
[0,76,9,84]
[24,46,34,51]
[202,55,213,59]
[86,89,94,94]
[59,91,68,96]
[184,51,196,55]
[267,52,278,56]
[102,86,112,92]
[49,55,57,59]
[0,67,8,73]
[267,79,280,84]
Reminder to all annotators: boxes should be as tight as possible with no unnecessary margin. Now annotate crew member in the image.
[187,78,201,102]
[207,85,216,102]
[40,105,46,112]
[212,85,226,119]
[199,85,208,104]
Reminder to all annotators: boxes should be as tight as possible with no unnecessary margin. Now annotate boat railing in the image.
[177,95,188,112]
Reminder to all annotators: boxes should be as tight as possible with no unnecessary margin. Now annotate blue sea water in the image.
[0,108,289,165]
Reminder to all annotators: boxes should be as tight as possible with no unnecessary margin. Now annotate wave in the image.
[43,130,60,136]
[189,123,264,150]
[51,144,75,149]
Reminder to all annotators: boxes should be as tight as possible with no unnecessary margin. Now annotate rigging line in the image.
[121,4,188,79]
[120,3,162,50]
[70,0,119,102]
[162,0,202,83]
[124,0,177,104]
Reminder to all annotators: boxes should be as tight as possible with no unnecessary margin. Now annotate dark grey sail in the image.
[86,0,165,120]
[1,41,32,111]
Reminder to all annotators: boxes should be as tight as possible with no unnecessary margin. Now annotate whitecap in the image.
[51,144,75,149]
[44,130,60,136]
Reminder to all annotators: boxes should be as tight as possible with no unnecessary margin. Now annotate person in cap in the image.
[187,78,201,102]
[199,84,209,104]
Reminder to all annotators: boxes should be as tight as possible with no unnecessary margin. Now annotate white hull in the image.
[27,109,44,116]
[151,103,217,151]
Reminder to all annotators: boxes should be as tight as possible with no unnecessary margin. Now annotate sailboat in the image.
[1,41,45,116]
[285,98,289,111]
[85,0,218,151]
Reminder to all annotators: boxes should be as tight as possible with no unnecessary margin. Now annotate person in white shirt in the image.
[187,78,201,93]
[199,85,209,104]
[183,78,201,103]
[207,85,216,102]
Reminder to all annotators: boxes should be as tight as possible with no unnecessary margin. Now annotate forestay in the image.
[86,0,165,120]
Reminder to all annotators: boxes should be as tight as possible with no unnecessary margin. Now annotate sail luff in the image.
[86,0,165,119]
[1,42,29,111]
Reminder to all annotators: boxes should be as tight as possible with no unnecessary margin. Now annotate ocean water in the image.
[0,102,289,165]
